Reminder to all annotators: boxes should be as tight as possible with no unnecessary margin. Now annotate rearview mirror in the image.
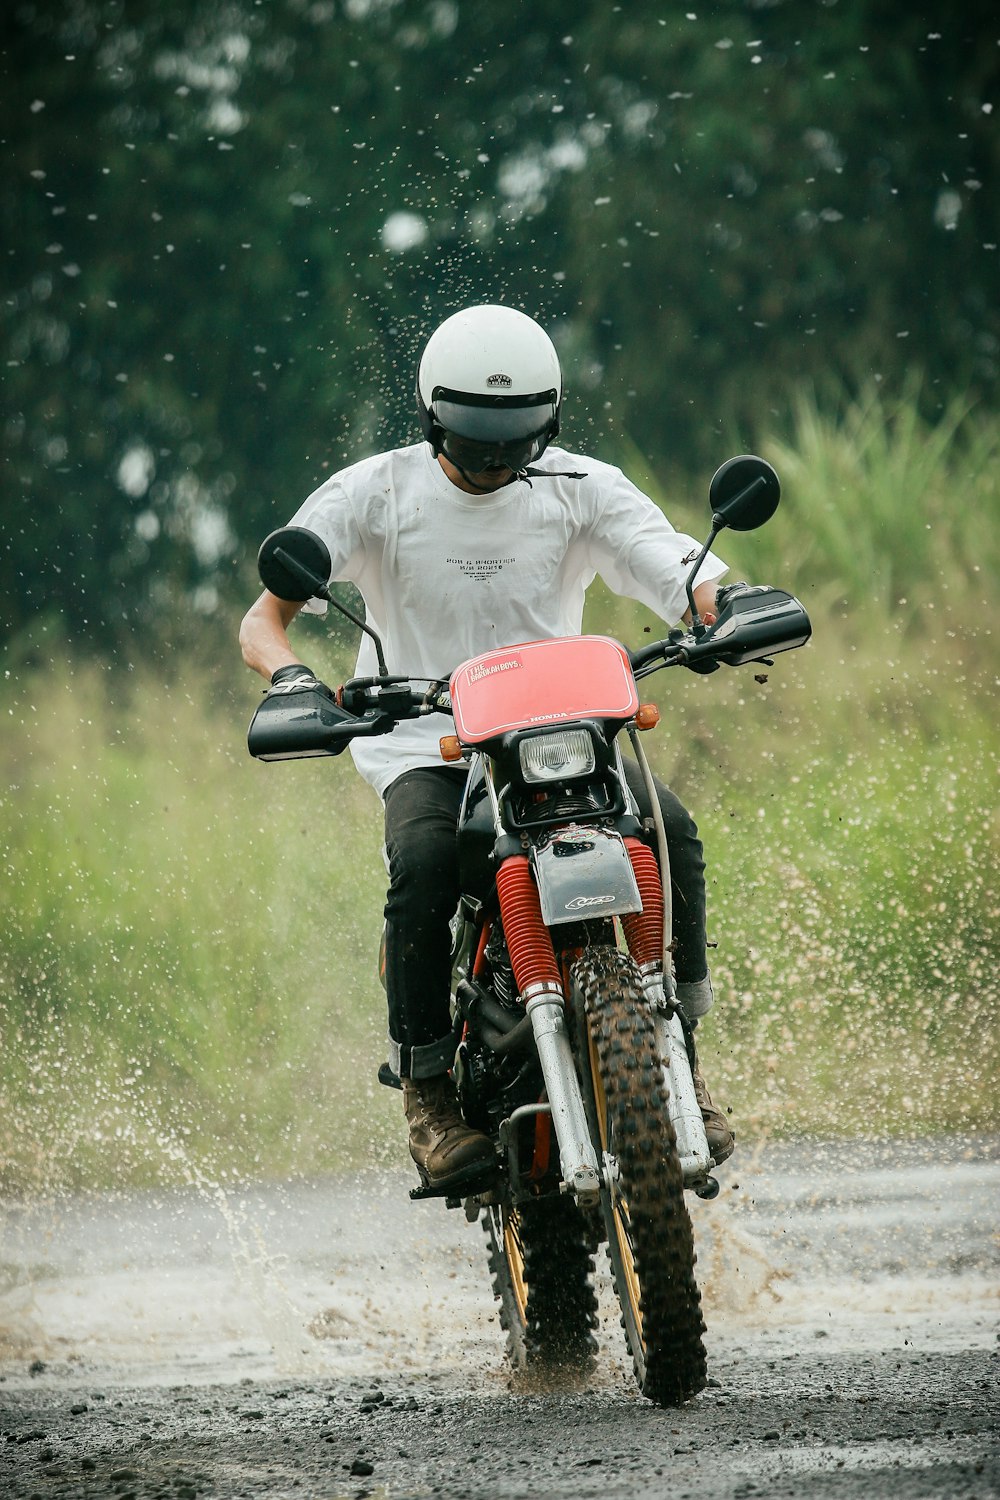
[257,526,333,602]
[708,455,780,532]
[256,523,390,677]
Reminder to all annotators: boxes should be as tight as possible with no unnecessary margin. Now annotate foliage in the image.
[636,380,1000,625]
[647,631,998,1144]
[1,388,997,1190]
[0,653,394,1187]
[2,0,998,650]
[2,623,994,1193]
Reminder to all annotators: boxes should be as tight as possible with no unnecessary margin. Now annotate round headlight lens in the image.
[519,729,596,784]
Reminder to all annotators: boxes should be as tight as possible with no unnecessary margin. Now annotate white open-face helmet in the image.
[416,305,562,475]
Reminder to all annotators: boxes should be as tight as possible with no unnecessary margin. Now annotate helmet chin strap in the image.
[433,430,587,491]
[453,462,589,492]
[453,462,506,494]
[431,430,505,494]
[515,465,588,486]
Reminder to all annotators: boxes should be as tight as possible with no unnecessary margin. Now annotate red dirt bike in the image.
[247,455,811,1405]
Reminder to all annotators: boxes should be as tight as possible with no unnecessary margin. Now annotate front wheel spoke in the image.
[485,1194,599,1372]
[503,1213,529,1319]
[572,944,707,1406]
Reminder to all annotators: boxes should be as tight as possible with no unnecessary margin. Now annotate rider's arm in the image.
[578,461,728,625]
[239,590,307,683]
[686,579,721,626]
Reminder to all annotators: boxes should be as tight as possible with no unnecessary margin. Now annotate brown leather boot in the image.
[402,1074,496,1190]
[692,1055,735,1164]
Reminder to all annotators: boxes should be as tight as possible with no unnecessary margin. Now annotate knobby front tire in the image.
[572,945,707,1405]
[484,1194,598,1370]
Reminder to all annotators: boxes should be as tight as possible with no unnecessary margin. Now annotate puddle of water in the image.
[1,1145,996,1390]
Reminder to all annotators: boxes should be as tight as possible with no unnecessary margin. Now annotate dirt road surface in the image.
[1,1137,997,1498]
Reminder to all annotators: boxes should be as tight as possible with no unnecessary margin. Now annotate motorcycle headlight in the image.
[519,729,596,785]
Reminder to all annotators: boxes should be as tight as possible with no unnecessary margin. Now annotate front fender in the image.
[530,827,643,927]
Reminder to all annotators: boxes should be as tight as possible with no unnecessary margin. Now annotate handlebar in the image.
[248,587,810,762]
[246,674,452,762]
[343,583,815,716]
[630,586,811,678]
[338,676,451,719]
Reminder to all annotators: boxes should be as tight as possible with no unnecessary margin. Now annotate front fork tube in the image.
[524,987,602,1206]
[486,744,604,1207]
[621,732,716,1191]
[641,973,714,1184]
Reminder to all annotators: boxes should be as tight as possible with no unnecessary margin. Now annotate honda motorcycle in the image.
[246,455,811,1405]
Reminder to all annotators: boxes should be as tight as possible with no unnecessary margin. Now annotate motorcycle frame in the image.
[252,463,812,1209]
[454,706,714,1206]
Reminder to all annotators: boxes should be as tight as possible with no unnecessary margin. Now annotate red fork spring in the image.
[495,856,562,995]
[472,918,492,978]
[621,837,664,969]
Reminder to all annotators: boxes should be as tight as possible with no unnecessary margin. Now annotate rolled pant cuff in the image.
[387,1031,457,1082]
[675,974,715,1020]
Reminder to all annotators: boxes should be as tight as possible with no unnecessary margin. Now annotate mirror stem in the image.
[274,546,389,676]
[332,603,389,679]
[684,520,723,637]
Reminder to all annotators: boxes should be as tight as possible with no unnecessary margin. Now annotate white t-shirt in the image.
[289,442,727,798]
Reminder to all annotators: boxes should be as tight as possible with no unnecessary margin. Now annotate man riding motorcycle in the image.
[239,304,735,1192]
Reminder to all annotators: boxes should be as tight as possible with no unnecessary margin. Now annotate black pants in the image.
[382,762,708,1080]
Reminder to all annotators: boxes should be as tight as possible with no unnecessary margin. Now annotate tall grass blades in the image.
[0,662,398,1191]
[655,641,1000,1143]
[725,381,999,624]
[1,385,997,1189]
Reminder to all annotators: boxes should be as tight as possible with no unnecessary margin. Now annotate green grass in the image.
[1,387,997,1191]
[0,659,400,1191]
[640,632,998,1143]
[622,377,1000,629]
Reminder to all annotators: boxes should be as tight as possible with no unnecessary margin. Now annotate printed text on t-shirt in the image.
[446,556,516,581]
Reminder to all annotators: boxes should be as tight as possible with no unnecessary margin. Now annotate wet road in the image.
[1,1137,997,1498]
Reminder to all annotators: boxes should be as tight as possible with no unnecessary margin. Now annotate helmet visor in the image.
[439,427,549,474]
[432,387,557,472]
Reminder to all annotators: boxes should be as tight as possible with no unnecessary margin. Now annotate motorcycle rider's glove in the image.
[267,663,337,700]
[685,582,752,674]
[713,580,751,614]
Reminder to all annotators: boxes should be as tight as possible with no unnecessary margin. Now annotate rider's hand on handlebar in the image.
[714,580,751,614]
[698,581,751,631]
[267,663,338,701]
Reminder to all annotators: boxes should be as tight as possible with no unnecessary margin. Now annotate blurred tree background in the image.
[2,0,997,653]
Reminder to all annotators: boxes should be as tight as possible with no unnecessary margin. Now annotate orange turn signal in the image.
[439,735,464,762]
[635,703,660,730]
